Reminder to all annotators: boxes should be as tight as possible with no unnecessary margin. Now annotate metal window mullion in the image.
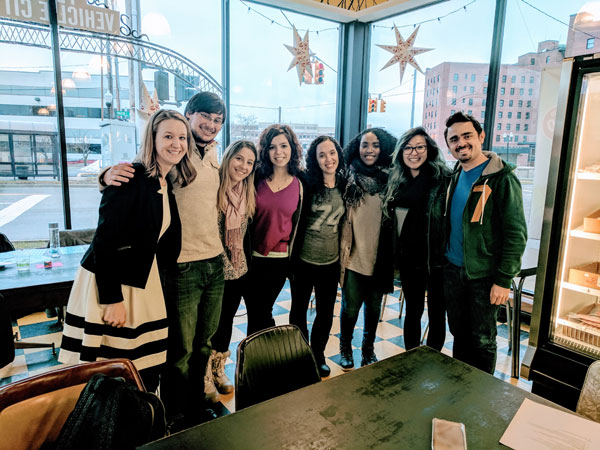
[49,0,72,229]
[483,0,508,151]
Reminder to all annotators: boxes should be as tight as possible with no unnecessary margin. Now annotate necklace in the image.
[269,174,292,192]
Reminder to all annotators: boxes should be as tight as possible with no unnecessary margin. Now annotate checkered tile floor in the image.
[1,282,532,413]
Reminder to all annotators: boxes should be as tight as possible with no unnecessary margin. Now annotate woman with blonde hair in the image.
[204,140,257,401]
[60,109,196,392]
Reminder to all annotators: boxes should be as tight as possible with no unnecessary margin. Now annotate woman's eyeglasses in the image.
[402,144,427,154]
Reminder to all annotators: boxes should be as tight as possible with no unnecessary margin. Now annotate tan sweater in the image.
[346,194,382,277]
[170,142,223,263]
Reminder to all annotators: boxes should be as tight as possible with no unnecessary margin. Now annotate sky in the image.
[1,0,598,137]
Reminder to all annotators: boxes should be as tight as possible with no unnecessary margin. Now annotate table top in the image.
[141,347,567,450]
[0,245,87,291]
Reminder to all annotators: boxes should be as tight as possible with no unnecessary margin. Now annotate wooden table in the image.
[141,347,568,450]
[0,245,87,316]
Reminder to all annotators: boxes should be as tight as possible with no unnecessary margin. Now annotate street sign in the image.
[0,0,120,36]
[116,110,130,120]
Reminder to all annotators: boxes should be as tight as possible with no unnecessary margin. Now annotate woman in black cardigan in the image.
[382,126,450,351]
[59,109,196,391]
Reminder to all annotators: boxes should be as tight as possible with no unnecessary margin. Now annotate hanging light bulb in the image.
[72,68,91,80]
[88,55,110,72]
[141,12,171,36]
[577,2,600,22]
[62,78,76,89]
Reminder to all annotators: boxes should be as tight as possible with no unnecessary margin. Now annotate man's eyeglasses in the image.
[402,144,427,154]
[199,111,223,126]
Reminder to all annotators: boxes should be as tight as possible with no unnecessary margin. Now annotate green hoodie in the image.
[445,151,527,289]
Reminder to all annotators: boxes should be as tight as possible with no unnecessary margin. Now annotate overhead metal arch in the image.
[0,18,222,95]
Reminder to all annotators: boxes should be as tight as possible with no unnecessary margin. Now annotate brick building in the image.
[422,40,564,161]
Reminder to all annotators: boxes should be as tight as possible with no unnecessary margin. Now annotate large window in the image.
[366,0,495,155]
[0,40,61,240]
[229,1,339,149]
[0,2,223,240]
[492,0,598,292]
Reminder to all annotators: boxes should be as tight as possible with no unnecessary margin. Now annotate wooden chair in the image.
[576,360,600,423]
[0,359,144,450]
[235,325,320,411]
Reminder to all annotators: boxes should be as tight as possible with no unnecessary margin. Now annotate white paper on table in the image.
[500,398,600,450]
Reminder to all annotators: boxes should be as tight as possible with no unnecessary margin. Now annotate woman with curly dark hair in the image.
[245,124,305,334]
[289,136,346,377]
[382,127,450,351]
[339,128,397,371]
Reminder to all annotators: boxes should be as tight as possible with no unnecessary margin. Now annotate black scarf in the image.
[394,165,432,210]
[344,158,388,208]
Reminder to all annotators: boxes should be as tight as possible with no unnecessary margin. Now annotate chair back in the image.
[58,228,95,247]
[0,294,15,369]
[0,359,144,450]
[576,360,600,423]
[235,324,321,411]
[0,233,15,253]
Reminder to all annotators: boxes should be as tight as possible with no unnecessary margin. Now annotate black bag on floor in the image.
[55,373,166,450]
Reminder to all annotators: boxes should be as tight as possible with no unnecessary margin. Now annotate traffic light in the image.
[302,69,313,84]
[379,99,386,113]
[368,98,377,113]
[314,62,324,84]
[153,71,169,101]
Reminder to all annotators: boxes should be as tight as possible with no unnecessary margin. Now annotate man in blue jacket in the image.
[443,112,527,374]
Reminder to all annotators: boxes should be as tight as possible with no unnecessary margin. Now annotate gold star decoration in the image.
[284,26,314,86]
[376,25,433,84]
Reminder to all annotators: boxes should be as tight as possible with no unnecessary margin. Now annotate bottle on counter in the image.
[48,222,60,258]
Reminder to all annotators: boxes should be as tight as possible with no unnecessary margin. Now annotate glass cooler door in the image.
[551,71,600,358]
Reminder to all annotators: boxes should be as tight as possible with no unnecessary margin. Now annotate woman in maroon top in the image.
[245,124,304,334]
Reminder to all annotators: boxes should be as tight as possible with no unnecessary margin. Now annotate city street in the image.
[0,179,534,243]
[0,182,101,241]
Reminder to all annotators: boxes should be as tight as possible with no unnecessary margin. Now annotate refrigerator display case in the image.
[523,55,600,410]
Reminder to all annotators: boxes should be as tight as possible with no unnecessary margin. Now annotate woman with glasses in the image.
[382,127,450,351]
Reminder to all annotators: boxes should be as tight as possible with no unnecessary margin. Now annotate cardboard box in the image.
[584,209,600,234]
[569,262,600,289]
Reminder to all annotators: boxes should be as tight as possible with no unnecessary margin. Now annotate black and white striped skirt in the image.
[59,258,168,371]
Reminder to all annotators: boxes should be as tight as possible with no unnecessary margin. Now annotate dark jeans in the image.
[212,274,248,353]
[289,259,339,359]
[400,266,446,351]
[443,261,499,374]
[139,365,162,394]
[340,269,383,350]
[161,256,224,419]
[245,256,289,335]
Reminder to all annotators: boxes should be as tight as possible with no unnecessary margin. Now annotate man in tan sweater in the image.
[101,93,226,428]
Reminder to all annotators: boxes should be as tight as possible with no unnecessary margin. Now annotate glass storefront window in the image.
[492,1,599,291]
[229,1,339,150]
[0,41,61,241]
[367,0,495,155]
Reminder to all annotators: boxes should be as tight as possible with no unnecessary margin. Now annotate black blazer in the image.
[81,163,181,304]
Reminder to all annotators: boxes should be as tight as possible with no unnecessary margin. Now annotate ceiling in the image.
[251,0,447,23]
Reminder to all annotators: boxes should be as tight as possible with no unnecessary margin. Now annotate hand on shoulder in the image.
[103,162,136,187]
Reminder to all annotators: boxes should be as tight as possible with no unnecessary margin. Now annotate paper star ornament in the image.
[284,26,314,86]
[376,25,433,84]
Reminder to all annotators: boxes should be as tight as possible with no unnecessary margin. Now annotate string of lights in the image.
[520,0,600,41]
[239,0,339,34]
[372,0,477,30]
